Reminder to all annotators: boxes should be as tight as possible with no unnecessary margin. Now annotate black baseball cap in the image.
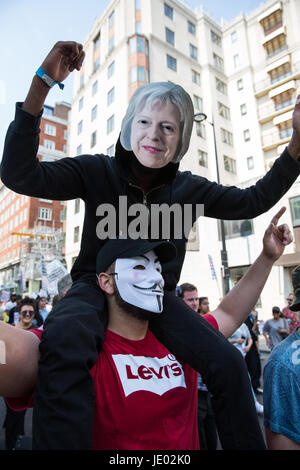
[272,306,281,313]
[96,239,177,274]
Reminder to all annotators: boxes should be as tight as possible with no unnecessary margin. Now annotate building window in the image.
[247,156,254,170]
[218,102,230,120]
[192,69,200,85]
[92,80,98,96]
[190,44,198,60]
[44,139,55,150]
[77,120,83,135]
[107,87,115,105]
[223,155,236,174]
[240,103,247,115]
[233,54,240,68]
[279,121,293,140]
[211,30,221,46]
[74,226,80,243]
[79,74,84,90]
[166,27,175,46]
[60,210,64,222]
[108,36,115,54]
[215,77,227,95]
[213,53,224,71]
[76,144,82,155]
[167,54,177,72]
[289,196,300,227]
[130,66,146,82]
[94,32,100,50]
[164,3,173,20]
[107,115,114,134]
[196,122,206,139]
[188,20,195,35]
[231,31,237,43]
[237,78,243,90]
[74,198,80,214]
[221,129,233,146]
[135,22,141,34]
[265,34,287,58]
[269,62,291,84]
[193,95,202,111]
[91,131,97,148]
[274,90,294,111]
[198,150,208,168]
[223,219,253,240]
[107,144,114,157]
[243,129,250,141]
[38,207,52,221]
[108,10,115,29]
[108,61,115,78]
[91,105,97,121]
[45,124,56,136]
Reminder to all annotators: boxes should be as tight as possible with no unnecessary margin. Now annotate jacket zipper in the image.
[128,183,165,208]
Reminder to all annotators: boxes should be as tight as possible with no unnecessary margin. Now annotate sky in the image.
[0,0,265,155]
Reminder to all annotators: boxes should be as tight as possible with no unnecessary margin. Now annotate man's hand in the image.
[262,207,293,261]
[41,41,85,83]
[287,94,300,160]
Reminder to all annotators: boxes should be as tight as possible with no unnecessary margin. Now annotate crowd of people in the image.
[0,293,53,449]
[0,293,51,329]
[0,39,300,451]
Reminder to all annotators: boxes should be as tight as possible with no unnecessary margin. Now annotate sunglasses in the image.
[21,310,34,316]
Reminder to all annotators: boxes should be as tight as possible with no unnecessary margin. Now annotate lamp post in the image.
[194,112,230,295]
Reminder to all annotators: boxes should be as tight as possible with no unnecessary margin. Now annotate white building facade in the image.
[65,0,300,320]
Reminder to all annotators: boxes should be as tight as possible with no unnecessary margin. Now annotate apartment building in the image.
[0,102,70,294]
[65,0,300,318]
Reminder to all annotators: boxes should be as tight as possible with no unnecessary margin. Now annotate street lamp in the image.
[194,112,230,295]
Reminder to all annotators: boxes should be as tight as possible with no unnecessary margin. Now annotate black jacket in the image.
[1,103,300,290]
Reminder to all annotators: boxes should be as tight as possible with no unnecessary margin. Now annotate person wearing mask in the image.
[2,40,300,450]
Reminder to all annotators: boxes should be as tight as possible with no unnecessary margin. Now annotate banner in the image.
[208,254,217,280]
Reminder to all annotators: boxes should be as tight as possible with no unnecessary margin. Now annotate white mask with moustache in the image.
[114,250,164,313]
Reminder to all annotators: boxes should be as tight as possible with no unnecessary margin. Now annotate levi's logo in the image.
[112,354,186,397]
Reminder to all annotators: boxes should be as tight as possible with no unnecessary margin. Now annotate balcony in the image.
[254,61,300,96]
[257,96,295,122]
[262,128,292,151]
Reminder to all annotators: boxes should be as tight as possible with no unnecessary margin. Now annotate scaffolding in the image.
[13,220,65,291]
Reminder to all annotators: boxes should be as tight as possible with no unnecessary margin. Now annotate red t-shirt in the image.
[6,314,218,450]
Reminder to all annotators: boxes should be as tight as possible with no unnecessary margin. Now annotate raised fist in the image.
[40,41,85,83]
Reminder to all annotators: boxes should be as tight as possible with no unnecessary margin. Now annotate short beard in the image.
[113,277,159,321]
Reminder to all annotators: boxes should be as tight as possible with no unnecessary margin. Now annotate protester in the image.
[282,293,300,333]
[0,209,293,449]
[263,307,290,351]
[1,40,300,450]
[179,284,217,450]
[2,298,36,449]
[199,297,210,315]
[263,266,300,450]
[245,307,262,394]
[228,323,263,415]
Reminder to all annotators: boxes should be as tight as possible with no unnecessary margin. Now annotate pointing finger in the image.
[270,206,286,227]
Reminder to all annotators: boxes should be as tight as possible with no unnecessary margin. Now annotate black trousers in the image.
[32,277,266,450]
[3,404,26,450]
[197,390,218,450]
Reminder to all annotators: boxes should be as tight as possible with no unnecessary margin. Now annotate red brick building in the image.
[0,102,70,294]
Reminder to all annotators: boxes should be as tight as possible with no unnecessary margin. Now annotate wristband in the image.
[35,66,64,90]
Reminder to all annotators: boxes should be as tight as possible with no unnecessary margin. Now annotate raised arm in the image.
[212,207,292,338]
[1,42,87,200]
[0,323,40,397]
